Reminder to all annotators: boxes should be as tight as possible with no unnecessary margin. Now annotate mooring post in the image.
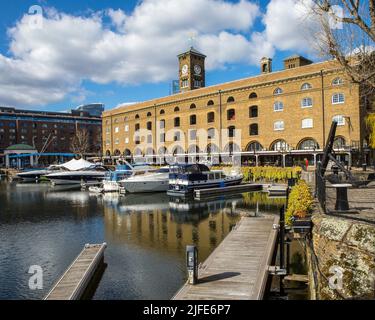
[186,245,198,285]
[279,205,285,295]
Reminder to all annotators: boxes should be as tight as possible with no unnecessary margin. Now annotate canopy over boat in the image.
[60,158,95,171]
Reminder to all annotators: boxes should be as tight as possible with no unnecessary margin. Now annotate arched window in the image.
[207,100,214,106]
[134,148,143,156]
[114,118,119,124]
[207,112,215,123]
[160,109,165,115]
[224,142,240,154]
[227,109,235,121]
[332,115,345,126]
[249,124,259,136]
[135,114,140,119]
[158,146,167,156]
[301,83,312,90]
[206,144,219,154]
[174,107,180,112]
[274,87,283,95]
[172,146,184,156]
[274,101,284,112]
[174,117,180,127]
[270,139,290,151]
[105,150,111,156]
[333,137,346,149]
[249,92,258,99]
[147,112,152,117]
[124,149,132,157]
[188,145,200,154]
[146,148,155,156]
[114,149,121,156]
[301,97,313,108]
[298,139,319,150]
[190,103,196,109]
[190,114,197,125]
[249,106,258,118]
[332,93,345,104]
[332,77,344,86]
[246,141,263,152]
[227,96,235,103]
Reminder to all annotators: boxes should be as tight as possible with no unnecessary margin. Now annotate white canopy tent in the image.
[59,158,94,171]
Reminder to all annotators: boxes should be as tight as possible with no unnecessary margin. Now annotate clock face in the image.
[194,65,202,75]
[181,64,188,76]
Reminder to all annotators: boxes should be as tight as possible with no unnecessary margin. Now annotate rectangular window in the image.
[160,133,165,143]
[147,135,152,144]
[332,93,345,104]
[190,130,197,141]
[174,132,180,142]
[115,127,119,133]
[125,125,129,132]
[302,118,313,129]
[125,137,129,144]
[301,98,313,108]
[160,120,165,129]
[333,115,345,126]
[274,121,284,131]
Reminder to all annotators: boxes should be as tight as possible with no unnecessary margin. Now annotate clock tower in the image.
[178,47,206,93]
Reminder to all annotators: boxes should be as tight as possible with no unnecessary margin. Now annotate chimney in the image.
[284,55,313,69]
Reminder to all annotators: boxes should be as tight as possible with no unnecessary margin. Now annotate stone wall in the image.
[308,211,375,299]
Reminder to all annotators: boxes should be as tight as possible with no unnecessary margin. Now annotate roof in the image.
[6,144,36,151]
[178,47,206,58]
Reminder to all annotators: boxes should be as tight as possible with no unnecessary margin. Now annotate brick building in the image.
[0,106,102,166]
[102,48,373,167]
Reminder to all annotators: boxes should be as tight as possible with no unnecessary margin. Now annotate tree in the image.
[307,0,375,90]
[71,128,90,157]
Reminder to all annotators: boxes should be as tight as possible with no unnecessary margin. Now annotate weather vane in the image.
[187,32,197,48]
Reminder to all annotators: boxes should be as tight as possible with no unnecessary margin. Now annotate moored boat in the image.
[167,164,243,197]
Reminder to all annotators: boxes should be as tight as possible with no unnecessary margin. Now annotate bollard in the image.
[186,245,198,285]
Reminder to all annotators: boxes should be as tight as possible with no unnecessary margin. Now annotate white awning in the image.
[60,158,94,171]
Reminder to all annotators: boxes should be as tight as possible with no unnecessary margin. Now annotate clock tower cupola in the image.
[178,47,206,93]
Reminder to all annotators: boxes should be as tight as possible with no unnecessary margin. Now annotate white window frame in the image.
[301,83,312,90]
[125,137,129,144]
[125,125,129,132]
[302,118,313,129]
[333,115,345,126]
[274,88,283,95]
[114,127,119,133]
[274,121,285,131]
[274,101,284,112]
[301,97,313,108]
[332,78,344,86]
[332,93,345,104]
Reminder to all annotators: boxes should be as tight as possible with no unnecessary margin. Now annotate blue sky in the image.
[0,0,320,112]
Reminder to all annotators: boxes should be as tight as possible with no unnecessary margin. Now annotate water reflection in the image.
[0,181,283,300]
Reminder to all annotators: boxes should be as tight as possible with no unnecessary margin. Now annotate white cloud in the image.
[0,0,323,108]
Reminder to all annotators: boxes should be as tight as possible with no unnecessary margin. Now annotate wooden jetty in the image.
[44,243,107,300]
[173,215,279,300]
[267,185,288,197]
[194,183,263,199]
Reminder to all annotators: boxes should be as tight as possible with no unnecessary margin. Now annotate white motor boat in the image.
[46,165,110,186]
[16,165,64,182]
[119,167,170,193]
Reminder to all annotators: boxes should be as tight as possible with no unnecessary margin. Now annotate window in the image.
[135,123,140,131]
[160,133,165,143]
[160,109,165,115]
[181,80,189,88]
[302,118,313,129]
[249,92,258,99]
[147,112,152,117]
[125,137,129,144]
[115,138,119,145]
[228,126,236,138]
[249,106,258,118]
[334,137,346,149]
[190,115,197,125]
[227,109,235,121]
[207,100,214,106]
[190,130,197,140]
[125,125,129,132]
[301,83,312,90]
[332,93,345,104]
[207,112,215,123]
[147,122,152,130]
[159,119,165,129]
[124,116,128,122]
[147,135,152,144]
[274,101,284,112]
[174,132,181,142]
[114,119,119,124]
[208,128,215,139]
[227,97,235,103]
[301,97,313,108]
[247,142,263,152]
[174,117,180,127]
[115,127,119,133]
[298,139,319,150]
[274,87,283,95]
[271,140,289,151]
[194,80,201,88]
[174,107,180,112]
[333,115,345,126]
[190,104,196,109]
[274,121,285,131]
[250,124,259,136]
[135,114,140,119]
[332,77,344,86]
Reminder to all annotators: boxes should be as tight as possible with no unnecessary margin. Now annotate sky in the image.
[0,0,321,112]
